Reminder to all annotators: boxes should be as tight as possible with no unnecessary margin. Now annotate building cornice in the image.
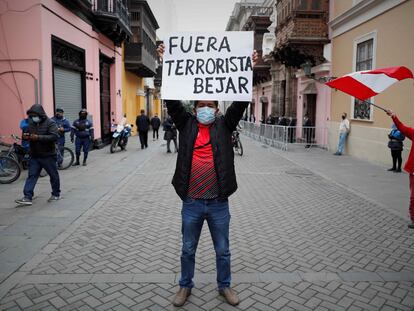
[329,0,407,38]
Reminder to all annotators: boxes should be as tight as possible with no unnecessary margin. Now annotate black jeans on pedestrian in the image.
[153,129,159,140]
[139,131,148,148]
[391,150,402,170]
[23,156,60,200]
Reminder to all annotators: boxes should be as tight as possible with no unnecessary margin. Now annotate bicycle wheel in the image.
[0,151,19,162]
[58,147,74,170]
[0,156,21,184]
[237,140,243,156]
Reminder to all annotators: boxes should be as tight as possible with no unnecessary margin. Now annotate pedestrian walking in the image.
[151,114,161,140]
[162,116,178,153]
[386,109,414,229]
[334,112,350,155]
[51,108,71,167]
[387,123,405,173]
[15,104,60,206]
[71,109,94,166]
[135,109,150,149]
[157,44,258,307]
[303,114,312,148]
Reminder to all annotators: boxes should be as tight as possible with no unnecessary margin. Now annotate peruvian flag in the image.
[326,66,413,100]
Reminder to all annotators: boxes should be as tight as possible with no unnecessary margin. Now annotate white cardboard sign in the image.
[161,31,254,101]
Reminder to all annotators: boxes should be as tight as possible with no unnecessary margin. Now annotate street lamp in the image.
[301,60,336,83]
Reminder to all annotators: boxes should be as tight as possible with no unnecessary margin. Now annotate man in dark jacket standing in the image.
[15,104,60,206]
[136,109,150,149]
[150,114,161,140]
[158,44,257,307]
[51,108,71,167]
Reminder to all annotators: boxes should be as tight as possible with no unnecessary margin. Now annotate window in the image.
[352,33,376,120]
[131,11,140,22]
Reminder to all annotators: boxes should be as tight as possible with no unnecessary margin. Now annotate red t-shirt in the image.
[187,123,219,199]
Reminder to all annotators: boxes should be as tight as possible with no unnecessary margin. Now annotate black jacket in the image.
[166,100,248,200]
[151,116,161,130]
[26,104,59,158]
[136,115,150,132]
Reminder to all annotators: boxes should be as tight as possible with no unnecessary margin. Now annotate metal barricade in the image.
[239,121,328,151]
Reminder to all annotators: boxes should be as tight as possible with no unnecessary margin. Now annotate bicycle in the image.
[39,142,75,177]
[0,135,21,184]
[232,130,243,156]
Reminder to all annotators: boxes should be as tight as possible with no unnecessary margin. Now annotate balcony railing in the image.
[92,0,131,31]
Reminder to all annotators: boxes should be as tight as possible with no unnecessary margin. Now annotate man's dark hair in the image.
[194,100,219,108]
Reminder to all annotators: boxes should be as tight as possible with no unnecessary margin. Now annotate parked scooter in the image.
[110,122,133,153]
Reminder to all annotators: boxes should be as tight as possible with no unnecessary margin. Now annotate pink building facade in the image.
[251,82,272,123]
[0,0,131,146]
[295,62,331,146]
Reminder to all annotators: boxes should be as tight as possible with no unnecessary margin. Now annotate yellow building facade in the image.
[329,0,414,165]
[122,45,162,136]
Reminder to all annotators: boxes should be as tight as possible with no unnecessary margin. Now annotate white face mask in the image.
[31,116,41,123]
[196,107,216,125]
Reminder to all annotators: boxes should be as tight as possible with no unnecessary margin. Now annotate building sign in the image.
[161,32,254,101]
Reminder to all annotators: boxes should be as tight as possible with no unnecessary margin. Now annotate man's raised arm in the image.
[224,102,249,131]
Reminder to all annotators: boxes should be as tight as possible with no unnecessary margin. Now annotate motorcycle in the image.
[110,123,133,153]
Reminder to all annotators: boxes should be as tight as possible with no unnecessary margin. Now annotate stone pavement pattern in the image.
[0,138,414,310]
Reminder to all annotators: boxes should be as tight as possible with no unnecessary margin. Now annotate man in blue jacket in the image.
[71,109,94,166]
[51,108,71,167]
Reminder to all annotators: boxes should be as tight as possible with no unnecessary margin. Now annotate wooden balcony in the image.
[124,42,157,77]
[92,0,132,46]
[274,0,329,67]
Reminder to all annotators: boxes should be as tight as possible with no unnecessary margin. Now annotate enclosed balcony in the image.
[124,42,157,77]
[92,0,132,46]
[125,0,159,77]
[274,0,329,67]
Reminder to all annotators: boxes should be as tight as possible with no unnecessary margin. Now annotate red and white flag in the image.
[325,66,413,100]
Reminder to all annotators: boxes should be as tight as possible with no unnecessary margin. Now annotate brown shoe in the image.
[172,287,191,307]
[219,287,240,306]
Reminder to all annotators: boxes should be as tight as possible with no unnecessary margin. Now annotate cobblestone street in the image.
[1,137,414,310]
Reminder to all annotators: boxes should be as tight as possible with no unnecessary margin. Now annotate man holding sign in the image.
[158,32,256,307]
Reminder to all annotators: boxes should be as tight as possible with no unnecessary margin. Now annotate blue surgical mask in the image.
[31,116,41,123]
[196,107,216,125]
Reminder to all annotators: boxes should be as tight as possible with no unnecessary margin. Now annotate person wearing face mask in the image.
[15,104,60,206]
[334,112,350,156]
[157,44,258,307]
[51,108,71,167]
[70,109,94,166]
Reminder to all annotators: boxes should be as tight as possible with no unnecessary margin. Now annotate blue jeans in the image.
[75,137,90,157]
[337,132,348,154]
[180,198,231,289]
[23,156,60,200]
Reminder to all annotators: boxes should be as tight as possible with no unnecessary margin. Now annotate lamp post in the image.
[300,61,336,83]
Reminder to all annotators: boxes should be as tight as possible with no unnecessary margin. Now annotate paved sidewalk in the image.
[0,136,413,310]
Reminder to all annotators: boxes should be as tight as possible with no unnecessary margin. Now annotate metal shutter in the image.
[53,67,82,150]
